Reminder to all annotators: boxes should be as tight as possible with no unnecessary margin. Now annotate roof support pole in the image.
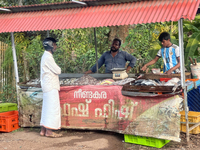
[178,19,189,142]
[11,32,19,83]
[11,32,20,110]
[47,30,50,37]
[94,28,98,73]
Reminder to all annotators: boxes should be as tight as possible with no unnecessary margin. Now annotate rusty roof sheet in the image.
[0,0,199,33]
[1,0,137,12]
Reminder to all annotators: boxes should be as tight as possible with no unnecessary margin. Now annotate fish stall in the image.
[17,71,193,142]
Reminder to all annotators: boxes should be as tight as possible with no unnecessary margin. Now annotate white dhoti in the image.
[40,89,61,129]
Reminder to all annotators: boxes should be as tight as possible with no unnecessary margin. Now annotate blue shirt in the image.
[91,50,137,73]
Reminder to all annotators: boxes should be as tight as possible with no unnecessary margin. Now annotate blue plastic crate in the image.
[187,85,200,111]
[195,79,200,87]
[186,82,194,92]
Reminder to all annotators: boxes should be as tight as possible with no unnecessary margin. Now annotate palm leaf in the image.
[184,32,200,64]
[184,24,199,32]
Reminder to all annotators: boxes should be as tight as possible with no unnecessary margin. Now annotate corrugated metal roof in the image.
[0,0,199,33]
[1,0,137,12]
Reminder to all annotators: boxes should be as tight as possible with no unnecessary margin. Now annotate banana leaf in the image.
[148,42,161,59]
[184,24,199,32]
[184,32,200,64]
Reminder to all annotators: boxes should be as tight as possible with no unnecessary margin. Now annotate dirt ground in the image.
[0,128,200,150]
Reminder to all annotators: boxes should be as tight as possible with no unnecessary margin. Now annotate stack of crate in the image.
[0,103,19,132]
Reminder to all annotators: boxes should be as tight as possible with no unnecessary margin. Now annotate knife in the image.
[189,57,194,65]
[194,58,197,65]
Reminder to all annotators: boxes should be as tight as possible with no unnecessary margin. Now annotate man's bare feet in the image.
[45,129,62,138]
[40,126,46,136]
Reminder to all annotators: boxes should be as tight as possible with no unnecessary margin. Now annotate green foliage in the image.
[0,84,17,103]
[148,41,161,59]
[184,32,200,65]
[26,35,44,78]
[122,24,153,59]
[52,27,109,73]
[1,0,71,6]
[171,15,200,70]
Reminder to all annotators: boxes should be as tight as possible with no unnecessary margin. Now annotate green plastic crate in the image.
[0,103,18,113]
[124,134,170,148]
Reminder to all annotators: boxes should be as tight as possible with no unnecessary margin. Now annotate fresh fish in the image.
[164,78,180,86]
[141,80,156,86]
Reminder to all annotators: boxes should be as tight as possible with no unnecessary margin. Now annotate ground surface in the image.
[0,128,200,150]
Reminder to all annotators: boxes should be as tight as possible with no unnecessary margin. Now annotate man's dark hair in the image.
[113,38,121,46]
[159,32,170,42]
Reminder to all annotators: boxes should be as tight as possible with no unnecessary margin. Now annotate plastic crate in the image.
[124,134,170,148]
[160,78,171,82]
[0,110,19,132]
[187,86,200,112]
[180,111,200,134]
[0,103,17,113]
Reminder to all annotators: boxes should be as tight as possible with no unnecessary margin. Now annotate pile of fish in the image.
[112,78,135,85]
[131,78,182,86]
[59,78,79,85]
[26,79,40,85]
[25,76,193,88]
[73,74,99,85]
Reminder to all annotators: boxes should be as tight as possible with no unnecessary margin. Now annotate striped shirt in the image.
[157,44,180,73]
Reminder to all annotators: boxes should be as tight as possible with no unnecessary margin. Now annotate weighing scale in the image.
[111,68,128,80]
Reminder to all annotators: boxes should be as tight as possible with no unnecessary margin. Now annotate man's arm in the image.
[165,57,180,75]
[85,70,92,74]
[46,57,61,75]
[124,52,137,73]
[85,53,106,74]
[126,66,132,73]
[141,56,160,72]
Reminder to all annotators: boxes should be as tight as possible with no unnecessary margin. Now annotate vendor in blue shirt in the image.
[85,38,137,74]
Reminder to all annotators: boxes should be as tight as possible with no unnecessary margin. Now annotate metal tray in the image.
[122,81,182,93]
[111,68,126,71]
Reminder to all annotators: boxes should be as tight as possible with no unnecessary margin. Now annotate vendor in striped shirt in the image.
[141,32,180,75]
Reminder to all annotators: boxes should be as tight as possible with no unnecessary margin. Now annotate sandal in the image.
[45,132,63,138]
[40,133,45,136]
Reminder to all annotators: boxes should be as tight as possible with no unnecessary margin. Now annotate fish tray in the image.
[142,72,191,80]
[122,82,182,93]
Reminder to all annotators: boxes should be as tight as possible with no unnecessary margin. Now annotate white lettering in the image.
[74,89,107,99]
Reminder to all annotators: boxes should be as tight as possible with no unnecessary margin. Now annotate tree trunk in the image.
[22,48,30,82]
[108,25,130,45]
[18,0,23,6]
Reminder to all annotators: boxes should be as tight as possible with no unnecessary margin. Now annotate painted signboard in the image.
[18,85,182,142]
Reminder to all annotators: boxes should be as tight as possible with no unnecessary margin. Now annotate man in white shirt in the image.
[40,37,62,138]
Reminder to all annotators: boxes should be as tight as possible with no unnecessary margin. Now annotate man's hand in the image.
[141,65,147,71]
[84,70,92,74]
[126,66,132,73]
[164,69,173,75]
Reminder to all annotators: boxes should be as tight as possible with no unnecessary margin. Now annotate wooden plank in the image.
[143,72,191,80]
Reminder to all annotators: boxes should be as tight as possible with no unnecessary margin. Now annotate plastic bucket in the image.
[191,63,200,79]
